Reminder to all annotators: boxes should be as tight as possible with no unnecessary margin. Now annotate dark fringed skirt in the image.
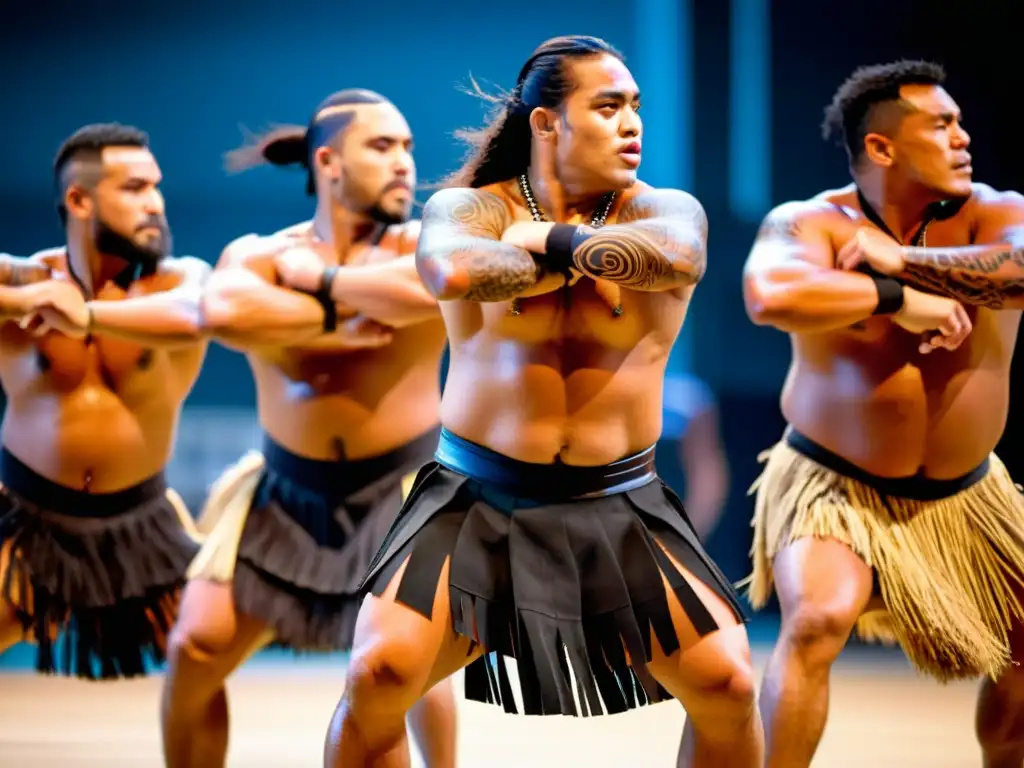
[362,428,746,717]
[189,429,439,651]
[0,448,199,679]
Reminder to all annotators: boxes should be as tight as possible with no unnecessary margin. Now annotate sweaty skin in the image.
[746,182,1020,480]
[0,249,207,491]
[205,221,447,461]
[420,179,705,466]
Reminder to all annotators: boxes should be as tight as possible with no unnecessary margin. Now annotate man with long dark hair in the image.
[159,90,456,768]
[324,37,763,768]
[744,60,1024,766]
[0,122,208,679]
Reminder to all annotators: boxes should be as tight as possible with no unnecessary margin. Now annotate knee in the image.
[166,618,236,671]
[780,602,859,667]
[345,637,434,715]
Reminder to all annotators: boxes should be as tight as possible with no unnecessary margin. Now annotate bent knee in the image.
[347,638,435,707]
[166,616,240,667]
[781,602,860,663]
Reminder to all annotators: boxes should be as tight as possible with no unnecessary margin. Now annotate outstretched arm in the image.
[85,256,211,347]
[416,187,562,302]
[898,193,1024,309]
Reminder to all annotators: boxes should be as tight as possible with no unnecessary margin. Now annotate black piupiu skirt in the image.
[362,428,746,717]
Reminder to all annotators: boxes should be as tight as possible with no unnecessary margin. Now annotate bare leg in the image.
[324,556,481,768]
[756,538,873,768]
[977,596,1024,768]
[160,580,273,768]
[407,679,457,768]
[645,542,761,768]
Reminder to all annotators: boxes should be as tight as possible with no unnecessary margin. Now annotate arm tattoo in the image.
[417,188,541,302]
[572,190,708,290]
[0,254,51,287]
[902,243,1024,309]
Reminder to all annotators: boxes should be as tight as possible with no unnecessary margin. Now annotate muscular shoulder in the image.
[157,255,212,282]
[615,184,706,229]
[756,196,845,241]
[966,183,1024,218]
[26,246,65,271]
[421,186,513,236]
[216,233,286,269]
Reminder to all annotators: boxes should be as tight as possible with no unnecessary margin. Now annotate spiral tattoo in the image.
[418,187,541,302]
[571,190,707,289]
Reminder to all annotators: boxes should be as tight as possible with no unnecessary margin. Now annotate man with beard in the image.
[159,90,456,768]
[0,122,208,679]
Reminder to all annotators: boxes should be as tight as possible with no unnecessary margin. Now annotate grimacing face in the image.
[320,102,416,223]
[882,84,973,199]
[551,54,643,194]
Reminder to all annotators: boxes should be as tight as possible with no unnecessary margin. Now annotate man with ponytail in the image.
[159,90,456,768]
[325,37,763,768]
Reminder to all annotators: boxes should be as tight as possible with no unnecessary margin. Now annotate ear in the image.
[313,146,340,179]
[64,184,93,221]
[529,107,559,141]
[863,132,894,168]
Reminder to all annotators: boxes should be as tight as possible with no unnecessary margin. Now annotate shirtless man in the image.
[0,122,208,679]
[743,60,1024,767]
[324,36,763,768]
[159,89,456,768]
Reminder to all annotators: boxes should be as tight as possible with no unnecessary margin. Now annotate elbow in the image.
[743,275,793,327]
[200,289,246,335]
[415,255,467,302]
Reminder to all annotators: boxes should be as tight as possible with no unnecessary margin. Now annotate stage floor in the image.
[0,646,980,767]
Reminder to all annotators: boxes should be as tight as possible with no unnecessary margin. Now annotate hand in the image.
[892,286,972,354]
[15,281,90,338]
[337,316,394,348]
[274,246,327,294]
[836,227,907,275]
[501,221,555,253]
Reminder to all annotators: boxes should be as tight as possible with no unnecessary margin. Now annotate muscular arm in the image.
[415,187,549,302]
[87,257,210,347]
[744,202,890,332]
[202,236,392,353]
[898,192,1024,309]
[0,252,54,320]
[571,189,708,291]
[326,242,438,327]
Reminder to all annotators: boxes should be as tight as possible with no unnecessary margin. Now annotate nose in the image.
[956,124,971,149]
[392,149,414,177]
[144,188,165,215]
[620,106,641,139]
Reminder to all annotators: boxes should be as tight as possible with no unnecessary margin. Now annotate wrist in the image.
[542,224,595,275]
[870,275,905,315]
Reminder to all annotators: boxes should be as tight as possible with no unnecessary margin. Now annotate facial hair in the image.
[94,213,171,269]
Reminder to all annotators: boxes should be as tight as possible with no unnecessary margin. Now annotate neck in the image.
[65,232,127,297]
[312,198,383,264]
[855,172,935,245]
[524,163,610,222]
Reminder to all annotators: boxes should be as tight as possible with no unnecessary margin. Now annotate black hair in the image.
[447,35,623,189]
[53,122,149,225]
[225,88,389,196]
[822,60,946,165]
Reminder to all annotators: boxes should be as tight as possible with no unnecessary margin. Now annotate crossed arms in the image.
[414,185,708,302]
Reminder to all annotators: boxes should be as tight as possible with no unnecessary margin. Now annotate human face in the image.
[328,102,416,224]
[888,84,972,198]
[91,146,170,263]
[553,54,642,193]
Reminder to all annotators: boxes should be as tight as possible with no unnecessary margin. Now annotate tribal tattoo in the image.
[0,254,52,287]
[416,188,542,302]
[902,243,1024,309]
[571,189,708,290]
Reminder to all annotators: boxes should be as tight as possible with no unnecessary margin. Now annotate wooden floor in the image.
[0,648,982,767]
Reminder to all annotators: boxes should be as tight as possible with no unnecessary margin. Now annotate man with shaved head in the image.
[159,90,455,768]
[0,122,208,679]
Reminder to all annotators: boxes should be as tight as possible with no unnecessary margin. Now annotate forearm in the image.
[568,220,705,291]
[0,285,32,319]
[746,269,890,332]
[0,255,51,287]
[88,294,206,347]
[327,257,438,327]
[417,240,543,302]
[900,243,1024,308]
[202,286,326,347]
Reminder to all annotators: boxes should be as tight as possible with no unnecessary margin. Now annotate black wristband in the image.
[871,276,905,315]
[315,266,340,333]
[544,224,579,274]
